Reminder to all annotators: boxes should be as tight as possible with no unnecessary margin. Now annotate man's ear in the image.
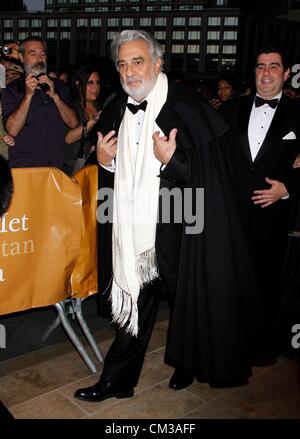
[154,58,161,75]
[284,68,291,82]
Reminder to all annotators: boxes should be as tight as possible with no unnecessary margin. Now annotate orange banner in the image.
[0,167,82,315]
[70,165,98,298]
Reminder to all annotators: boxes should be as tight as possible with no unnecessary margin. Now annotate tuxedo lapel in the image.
[237,97,253,163]
[254,95,288,163]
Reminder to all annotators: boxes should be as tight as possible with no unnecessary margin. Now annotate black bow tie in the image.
[255,96,279,109]
[126,100,148,114]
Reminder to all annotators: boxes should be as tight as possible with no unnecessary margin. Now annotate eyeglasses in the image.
[87,80,100,86]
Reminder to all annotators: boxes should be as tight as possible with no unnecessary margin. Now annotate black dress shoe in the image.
[169,369,195,390]
[74,381,134,402]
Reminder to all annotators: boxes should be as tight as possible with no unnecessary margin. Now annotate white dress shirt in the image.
[248,91,282,161]
[102,97,145,173]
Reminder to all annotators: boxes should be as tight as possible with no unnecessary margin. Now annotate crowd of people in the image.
[0,31,300,405]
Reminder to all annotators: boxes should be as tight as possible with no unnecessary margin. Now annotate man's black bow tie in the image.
[254,96,279,109]
[126,100,148,114]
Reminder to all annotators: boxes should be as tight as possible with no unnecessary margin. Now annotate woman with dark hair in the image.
[210,73,241,110]
[0,154,13,217]
[63,66,103,175]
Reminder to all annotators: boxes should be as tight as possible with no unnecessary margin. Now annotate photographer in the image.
[1,37,77,169]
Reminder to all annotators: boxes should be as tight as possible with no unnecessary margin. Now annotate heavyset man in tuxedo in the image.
[74,30,260,403]
[221,47,300,363]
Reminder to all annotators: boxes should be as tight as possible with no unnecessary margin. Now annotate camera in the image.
[0,45,12,56]
[36,73,50,93]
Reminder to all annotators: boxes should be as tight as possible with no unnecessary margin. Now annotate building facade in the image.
[0,1,300,79]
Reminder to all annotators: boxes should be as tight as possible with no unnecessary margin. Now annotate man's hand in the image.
[252,177,288,208]
[96,130,117,166]
[6,42,20,61]
[25,73,39,97]
[293,154,300,169]
[0,134,15,147]
[153,128,177,165]
[37,74,55,98]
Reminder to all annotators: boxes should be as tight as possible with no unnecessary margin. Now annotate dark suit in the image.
[93,81,259,388]
[221,94,300,359]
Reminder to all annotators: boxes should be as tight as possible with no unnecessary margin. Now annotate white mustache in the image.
[126,76,141,85]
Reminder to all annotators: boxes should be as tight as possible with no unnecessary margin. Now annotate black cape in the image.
[0,155,13,217]
[91,80,262,385]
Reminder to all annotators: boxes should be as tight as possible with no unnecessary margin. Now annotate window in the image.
[4,20,13,28]
[140,17,151,26]
[187,45,200,54]
[216,0,224,5]
[4,32,13,40]
[18,32,28,40]
[224,17,239,26]
[91,18,101,27]
[47,31,56,39]
[70,0,78,3]
[108,18,119,27]
[77,19,88,27]
[206,45,219,54]
[189,17,201,26]
[122,18,133,26]
[154,31,166,40]
[173,17,185,26]
[31,31,41,37]
[207,31,220,40]
[47,19,57,27]
[208,17,221,26]
[60,31,70,40]
[188,31,200,40]
[221,58,236,67]
[173,31,185,40]
[31,19,41,28]
[155,18,166,26]
[61,19,71,27]
[19,19,29,27]
[107,31,116,40]
[46,0,53,4]
[172,45,184,53]
[222,45,236,54]
[223,31,237,40]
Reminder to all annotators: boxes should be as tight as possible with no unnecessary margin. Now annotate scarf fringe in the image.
[136,248,159,288]
[110,281,139,337]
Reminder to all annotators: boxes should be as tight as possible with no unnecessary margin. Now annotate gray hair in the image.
[111,29,164,70]
[19,36,47,55]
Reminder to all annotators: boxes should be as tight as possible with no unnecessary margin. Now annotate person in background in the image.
[220,46,300,365]
[1,36,78,169]
[63,66,103,175]
[210,73,241,110]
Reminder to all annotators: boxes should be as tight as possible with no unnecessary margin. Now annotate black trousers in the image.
[99,279,164,389]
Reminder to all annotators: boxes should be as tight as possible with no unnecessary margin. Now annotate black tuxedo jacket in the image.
[220,94,300,239]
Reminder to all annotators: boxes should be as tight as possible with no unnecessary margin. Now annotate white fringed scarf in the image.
[110,72,168,336]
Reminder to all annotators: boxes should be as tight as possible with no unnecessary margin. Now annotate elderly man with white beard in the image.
[74,30,260,403]
[1,37,77,169]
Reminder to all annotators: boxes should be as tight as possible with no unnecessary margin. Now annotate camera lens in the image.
[36,73,50,93]
[39,82,50,93]
[1,46,12,56]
